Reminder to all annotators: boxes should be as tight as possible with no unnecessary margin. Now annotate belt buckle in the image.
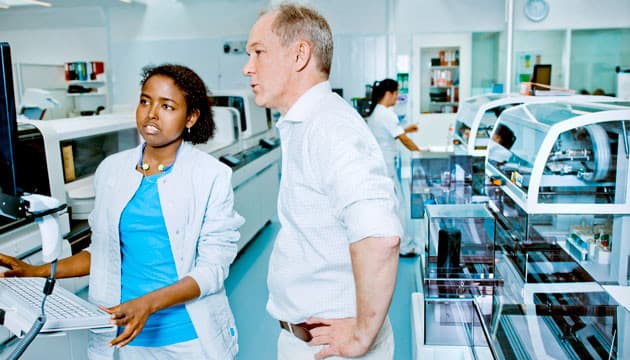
[287,322,296,336]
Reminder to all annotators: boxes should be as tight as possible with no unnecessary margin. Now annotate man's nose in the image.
[243,57,254,76]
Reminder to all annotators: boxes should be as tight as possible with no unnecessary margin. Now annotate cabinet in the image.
[411,33,471,117]
[67,80,107,116]
[64,61,107,116]
[427,49,459,113]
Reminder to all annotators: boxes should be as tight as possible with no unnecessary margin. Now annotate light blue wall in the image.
[471,32,500,95]
[570,28,630,95]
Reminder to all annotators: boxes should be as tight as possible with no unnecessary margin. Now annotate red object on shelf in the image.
[64,63,71,81]
[91,61,105,80]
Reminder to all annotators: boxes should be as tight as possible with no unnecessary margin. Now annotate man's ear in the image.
[294,40,312,72]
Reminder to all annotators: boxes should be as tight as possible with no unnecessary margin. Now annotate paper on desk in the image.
[603,285,630,312]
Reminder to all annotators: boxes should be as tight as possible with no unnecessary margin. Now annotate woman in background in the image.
[366,78,422,256]
[0,64,244,359]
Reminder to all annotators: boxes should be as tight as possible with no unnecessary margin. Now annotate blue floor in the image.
[225,220,420,360]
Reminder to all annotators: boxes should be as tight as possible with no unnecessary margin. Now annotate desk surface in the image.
[603,285,630,312]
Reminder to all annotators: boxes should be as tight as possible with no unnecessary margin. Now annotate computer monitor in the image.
[531,64,551,91]
[0,42,19,196]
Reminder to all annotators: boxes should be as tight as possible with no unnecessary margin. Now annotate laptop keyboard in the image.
[0,277,111,332]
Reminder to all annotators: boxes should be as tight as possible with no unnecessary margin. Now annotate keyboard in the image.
[0,277,112,336]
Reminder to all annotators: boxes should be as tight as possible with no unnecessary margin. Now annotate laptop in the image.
[0,277,113,337]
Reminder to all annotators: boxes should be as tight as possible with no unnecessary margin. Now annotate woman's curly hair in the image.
[140,64,215,144]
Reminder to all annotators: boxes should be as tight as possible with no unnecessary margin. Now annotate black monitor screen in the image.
[532,64,551,86]
[0,42,19,196]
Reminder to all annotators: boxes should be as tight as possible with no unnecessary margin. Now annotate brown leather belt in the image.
[279,321,326,342]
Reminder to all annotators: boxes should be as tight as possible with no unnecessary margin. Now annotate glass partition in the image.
[570,28,630,96]
[512,30,567,92]
[472,32,502,96]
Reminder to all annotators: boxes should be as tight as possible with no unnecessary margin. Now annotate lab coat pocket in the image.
[210,306,238,359]
[87,327,117,360]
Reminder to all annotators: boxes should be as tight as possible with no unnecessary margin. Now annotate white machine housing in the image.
[210,89,271,140]
[20,114,139,222]
[198,100,280,252]
[480,101,630,359]
[454,93,615,157]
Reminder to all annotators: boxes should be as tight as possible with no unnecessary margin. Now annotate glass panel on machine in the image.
[474,104,521,151]
[484,290,624,359]
[539,120,626,205]
[410,154,473,218]
[59,128,138,183]
[424,204,495,298]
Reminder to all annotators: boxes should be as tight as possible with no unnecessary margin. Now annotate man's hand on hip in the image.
[306,317,372,359]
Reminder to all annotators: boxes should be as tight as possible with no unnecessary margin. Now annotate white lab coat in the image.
[87,142,244,359]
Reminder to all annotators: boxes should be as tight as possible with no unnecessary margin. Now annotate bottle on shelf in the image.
[445,123,454,150]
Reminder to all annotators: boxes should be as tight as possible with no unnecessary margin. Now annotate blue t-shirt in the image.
[119,169,197,347]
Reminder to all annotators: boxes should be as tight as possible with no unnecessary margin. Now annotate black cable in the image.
[7,260,57,360]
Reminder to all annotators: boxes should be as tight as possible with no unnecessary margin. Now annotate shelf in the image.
[430,65,459,70]
[418,42,465,114]
[67,93,106,97]
[430,101,459,105]
[67,80,106,87]
[558,240,614,283]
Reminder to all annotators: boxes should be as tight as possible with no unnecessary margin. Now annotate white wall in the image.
[0,6,108,62]
[1,0,629,111]
[1,27,107,64]
[513,0,630,30]
[329,35,388,101]
[394,0,506,35]
[107,1,266,41]
[314,0,388,35]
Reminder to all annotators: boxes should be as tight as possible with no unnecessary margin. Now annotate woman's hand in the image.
[99,297,154,348]
[0,254,44,277]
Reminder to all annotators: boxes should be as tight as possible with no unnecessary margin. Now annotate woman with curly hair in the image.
[0,64,244,359]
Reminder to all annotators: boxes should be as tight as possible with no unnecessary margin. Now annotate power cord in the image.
[7,260,58,360]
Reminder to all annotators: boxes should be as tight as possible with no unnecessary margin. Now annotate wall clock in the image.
[524,0,549,22]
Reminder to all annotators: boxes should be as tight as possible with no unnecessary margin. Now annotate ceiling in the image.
[0,0,146,10]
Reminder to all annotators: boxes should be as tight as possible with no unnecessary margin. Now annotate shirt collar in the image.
[277,81,331,126]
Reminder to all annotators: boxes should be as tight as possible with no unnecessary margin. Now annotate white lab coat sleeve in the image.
[185,167,244,297]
